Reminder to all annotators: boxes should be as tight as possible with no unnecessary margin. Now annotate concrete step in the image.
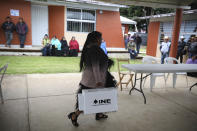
[0,52,42,56]
[0,47,145,58]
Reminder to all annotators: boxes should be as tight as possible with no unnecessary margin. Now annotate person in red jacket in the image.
[69,36,79,56]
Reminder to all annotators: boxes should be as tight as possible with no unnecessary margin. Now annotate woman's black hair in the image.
[80,31,113,72]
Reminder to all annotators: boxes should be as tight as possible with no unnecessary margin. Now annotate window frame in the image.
[66,7,96,33]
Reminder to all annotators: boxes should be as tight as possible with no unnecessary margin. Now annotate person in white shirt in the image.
[160,36,171,64]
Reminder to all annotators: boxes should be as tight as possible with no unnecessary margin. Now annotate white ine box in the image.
[78,88,118,114]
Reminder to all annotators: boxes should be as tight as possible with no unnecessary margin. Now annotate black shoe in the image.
[95,113,108,120]
[68,112,79,127]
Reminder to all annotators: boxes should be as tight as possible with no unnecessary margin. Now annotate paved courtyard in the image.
[0,73,197,131]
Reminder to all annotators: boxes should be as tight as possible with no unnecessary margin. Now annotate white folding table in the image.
[122,64,197,104]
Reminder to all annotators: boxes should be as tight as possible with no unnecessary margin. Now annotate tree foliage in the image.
[120,6,175,32]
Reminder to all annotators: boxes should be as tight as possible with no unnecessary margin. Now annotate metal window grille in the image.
[159,20,197,43]
[67,8,96,32]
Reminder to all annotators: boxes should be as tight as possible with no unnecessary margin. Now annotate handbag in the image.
[105,71,117,87]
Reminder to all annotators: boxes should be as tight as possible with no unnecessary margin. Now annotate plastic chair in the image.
[164,57,188,88]
[0,64,8,104]
[142,56,166,91]
[117,58,134,91]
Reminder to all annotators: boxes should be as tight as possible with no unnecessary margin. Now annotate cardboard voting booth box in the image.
[78,88,118,114]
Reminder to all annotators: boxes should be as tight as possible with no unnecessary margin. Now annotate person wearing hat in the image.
[127,38,137,59]
[176,36,186,63]
[1,16,15,48]
[160,36,171,64]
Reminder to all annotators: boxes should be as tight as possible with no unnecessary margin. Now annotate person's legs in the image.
[128,49,132,59]
[72,49,78,57]
[5,32,13,47]
[176,53,180,61]
[19,35,23,48]
[161,53,164,64]
[95,113,108,120]
[125,42,127,49]
[164,53,168,62]
[69,49,74,57]
[42,47,47,56]
[137,44,141,54]
[7,32,13,47]
[180,54,183,63]
[20,35,26,48]
[130,50,137,59]
[19,35,22,48]
[46,45,51,56]
[68,84,107,127]
[68,84,86,127]
[51,45,55,56]
[136,44,140,54]
[5,32,9,47]
[161,53,168,64]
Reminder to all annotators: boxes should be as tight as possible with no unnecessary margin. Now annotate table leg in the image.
[129,72,137,95]
[140,73,146,104]
[173,73,177,88]
[0,85,4,104]
[129,73,147,104]
[189,83,197,91]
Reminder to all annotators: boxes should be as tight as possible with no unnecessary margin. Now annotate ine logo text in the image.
[93,99,111,106]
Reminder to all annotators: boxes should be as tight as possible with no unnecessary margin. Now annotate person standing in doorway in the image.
[160,36,171,64]
[176,36,186,63]
[16,17,28,48]
[1,16,15,48]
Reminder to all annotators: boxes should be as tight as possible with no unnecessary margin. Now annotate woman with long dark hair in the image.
[68,31,114,127]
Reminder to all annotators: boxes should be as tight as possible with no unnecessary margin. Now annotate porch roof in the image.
[134,9,197,20]
[97,0,194,9]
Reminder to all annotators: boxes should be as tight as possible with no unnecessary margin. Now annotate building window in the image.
[180,20,197,41]
[159,22,174,42]
[67,8,96,32]
[159,20,197,42]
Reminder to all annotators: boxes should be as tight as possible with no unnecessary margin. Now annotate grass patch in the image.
[0,56,142,74]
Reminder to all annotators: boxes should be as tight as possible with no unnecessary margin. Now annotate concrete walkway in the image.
[0,73,197,131]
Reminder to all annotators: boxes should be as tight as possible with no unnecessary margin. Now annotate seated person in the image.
[41,34,51,56]
[69,36,79,57]
[60,36,69,56]
[127,38,137,59]
[186,41,197,77]
[51,36,61,56]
